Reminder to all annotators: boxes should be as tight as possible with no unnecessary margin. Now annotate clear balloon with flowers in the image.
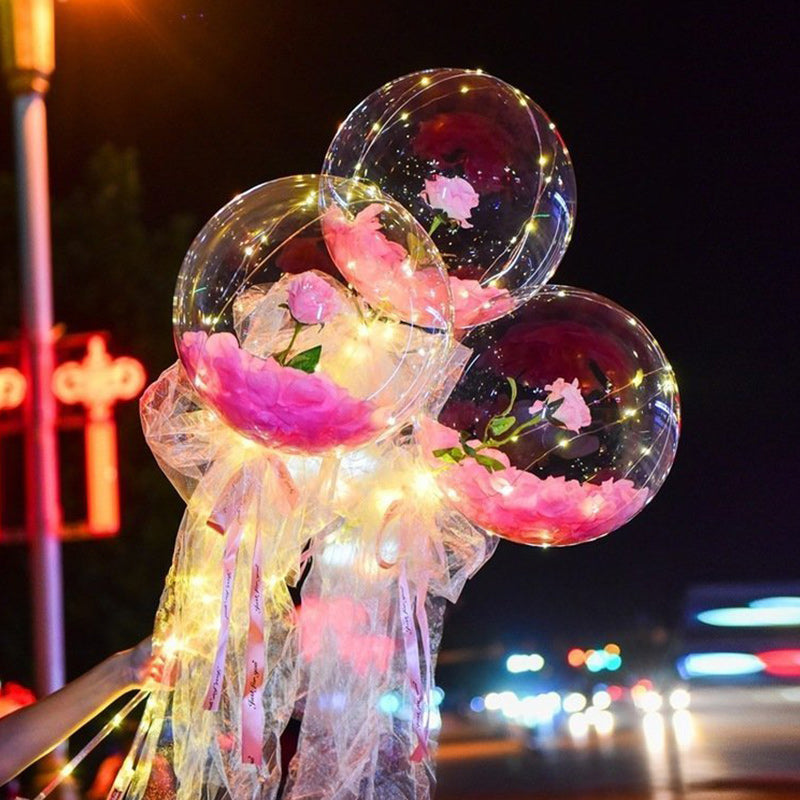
[76,70,681,800]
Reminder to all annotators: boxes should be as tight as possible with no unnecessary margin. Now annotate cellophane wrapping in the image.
[111,352,494,800]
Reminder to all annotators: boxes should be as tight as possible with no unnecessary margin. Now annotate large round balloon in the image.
[323,68,576,329]
[174,175,453,455]
[418,286,680,546]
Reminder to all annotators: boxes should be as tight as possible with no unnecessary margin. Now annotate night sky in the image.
[0,2,797,667]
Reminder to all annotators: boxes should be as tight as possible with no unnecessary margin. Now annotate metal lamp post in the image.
[0,2,73,794]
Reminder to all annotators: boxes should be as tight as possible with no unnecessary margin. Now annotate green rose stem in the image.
[433,373,567,473]
[481,398,565,449]
[276,320,303,366]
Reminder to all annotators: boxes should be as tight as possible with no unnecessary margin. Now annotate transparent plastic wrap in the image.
[112,362,336,800]
[283,442,495,800]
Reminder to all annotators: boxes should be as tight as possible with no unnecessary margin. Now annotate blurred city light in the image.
[631,682,661,711]
[585,706,614,735]
[567,648,585,667]
[605,653,622,670]
[697,606,800,627]
[607,684,624,701]
[517,692,561,728]
[668,687,691,710]
[750,596,800,608]
[639,690,663,713]
[592,689,612,709]
[499,692,521,719]
[570,644,622,672]
[430,687,445,706]
[679,652,765,677]
[672,708,695,748]
[505,653,545,673]
[568,711,589,738]
[642,711,665,753]
[378,692,401,714]
[563,692,587,713]
[757,649,800,677]
[586,650,605,672]
[481,689,562,728]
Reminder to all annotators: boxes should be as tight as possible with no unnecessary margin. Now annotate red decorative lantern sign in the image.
[0,332,145,542]
[52,335,146,536]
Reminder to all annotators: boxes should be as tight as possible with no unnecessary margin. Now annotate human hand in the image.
[121,637,178,692]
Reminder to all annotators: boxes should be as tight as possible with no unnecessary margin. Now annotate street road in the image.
[434,685,800,799]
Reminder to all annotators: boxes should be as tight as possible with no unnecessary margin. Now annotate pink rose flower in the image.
[420,174,480,229]
[180,331,382,453]
[418,417,649,546]
[323,203,408,278]
[322,204,516,329]
[322,205,449,326]
[529,377,591,432]
[286,270,342,324]
[449,275,515,328]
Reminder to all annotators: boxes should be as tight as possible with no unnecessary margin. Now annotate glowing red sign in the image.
[52,336,146,535]
[0,333,145,541]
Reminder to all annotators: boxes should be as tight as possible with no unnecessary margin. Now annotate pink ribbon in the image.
[202,459,296,764]
[398,563,429,762]
[204,514,246,711]
[241,524,266,764]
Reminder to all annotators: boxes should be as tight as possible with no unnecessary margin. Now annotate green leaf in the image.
[474,453,506,473]
[462,440,478,456]
[432,447,465,464]
[488,415,516,436]
[277,302,290,310]
[286,345,321,374]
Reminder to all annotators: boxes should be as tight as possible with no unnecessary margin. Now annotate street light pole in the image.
[15,69,67,696]
[0,3,73,793]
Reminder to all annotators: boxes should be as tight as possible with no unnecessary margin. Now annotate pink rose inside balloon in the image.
[419,286,680,546]
[420,175,480,229]
[323,68,577,329]
[173,175,453,455]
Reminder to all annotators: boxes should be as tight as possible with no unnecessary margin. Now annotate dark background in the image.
[0,1,797,683]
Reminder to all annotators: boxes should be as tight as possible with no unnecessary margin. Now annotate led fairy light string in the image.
[105,690,161,800]
[25,690,149,800]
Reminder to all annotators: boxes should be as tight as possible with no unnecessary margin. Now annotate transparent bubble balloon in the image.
[173,175,453,455]
[324,68,576,329]
[418,286,680,546]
